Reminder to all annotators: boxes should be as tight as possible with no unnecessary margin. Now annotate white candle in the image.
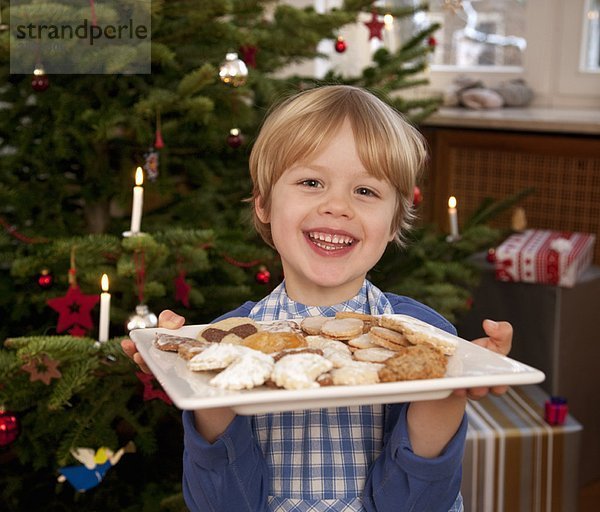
[130,167,144,233]
[448,196,459,239]
[99,274,111,342]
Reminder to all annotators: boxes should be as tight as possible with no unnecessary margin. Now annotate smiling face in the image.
[255,119,397,306]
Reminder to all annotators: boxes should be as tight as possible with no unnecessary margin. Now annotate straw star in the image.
[21,354,62,385]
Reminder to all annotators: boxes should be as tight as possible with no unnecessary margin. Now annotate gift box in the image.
[494,229,596,287]
[462,385,582,512]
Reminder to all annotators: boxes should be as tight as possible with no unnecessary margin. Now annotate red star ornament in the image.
[174,271,191,308]
[47,285,99,333]
[364,10,385,40]
[136,372,172,405]
[21,354,62,385]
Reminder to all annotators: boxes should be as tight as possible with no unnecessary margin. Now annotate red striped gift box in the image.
[495,230,595,287]
[462,385,582,512]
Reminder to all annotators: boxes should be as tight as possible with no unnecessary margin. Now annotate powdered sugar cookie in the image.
[347,333,378,350]
[209,352,274,390]
[320,318,364,340]
[353,347,396,363]
[330,361,383,386]
[271,353,333,390]
[177,340,213,360]
[305,335,353,367]
[187,343,250,371]
[260,319,302,334]
[154,333,198,352]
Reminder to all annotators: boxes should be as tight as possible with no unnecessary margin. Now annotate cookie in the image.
[347,333,379,350]
[177,340,213,360]
[196,317,259,344]
[368,326,409,351]
[300,316,330,335]
[241,331,307,354]
[209,352,274,390]
[335,311,377,332]
[273,347,324,362]
[153,333,198,352]
[353,347,396,363]
[320,318,364,340]
[380,314,458,356]
[260,319,302,334]
[187,343,250,371]
[378,344,448,382]
[330,361,383,385]
[271,352,333,390]
[305,335,353,368]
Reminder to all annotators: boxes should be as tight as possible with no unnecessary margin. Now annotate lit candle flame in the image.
[135,166,144,186]
[101,274,109,292]
[448,196,457,209]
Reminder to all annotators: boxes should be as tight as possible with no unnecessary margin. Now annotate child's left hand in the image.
[453,319,513,400]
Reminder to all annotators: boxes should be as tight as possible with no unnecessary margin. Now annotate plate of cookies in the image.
[130,313,545,414]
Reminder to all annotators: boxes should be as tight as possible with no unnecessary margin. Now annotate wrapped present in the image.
[462,385,582,512]
[495,229,596,287]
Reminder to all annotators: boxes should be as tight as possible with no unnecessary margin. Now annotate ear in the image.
[255,195,270,223]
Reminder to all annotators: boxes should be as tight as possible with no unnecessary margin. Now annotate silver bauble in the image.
[126,304,158,331]
[218,52,248,87]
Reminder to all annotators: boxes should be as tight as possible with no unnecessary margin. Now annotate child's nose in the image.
[318,190,354,218]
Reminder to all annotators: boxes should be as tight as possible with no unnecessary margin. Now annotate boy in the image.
[123,85,512,511]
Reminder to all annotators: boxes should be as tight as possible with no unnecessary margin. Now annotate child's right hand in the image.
[121,309,186,374]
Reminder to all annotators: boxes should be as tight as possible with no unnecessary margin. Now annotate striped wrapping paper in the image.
[462,385,582,512]
[494,230,595,287]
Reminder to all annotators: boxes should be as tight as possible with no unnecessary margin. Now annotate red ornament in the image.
[427,36,437,47]
[31,69,50,92]
[412,186,423,207]
[255,265,271,285]
[37,269,53,289]
[174,271,191,308]
[335,36,347,53]
[227,128,243,149]
[136,372,172,405]
[239,44,258,68]
[154,128,164,149]
[47,285,99,334]
[21,354,62,385]
[364,10,385,41]
[486,247,497,263]
[0,409,20,447]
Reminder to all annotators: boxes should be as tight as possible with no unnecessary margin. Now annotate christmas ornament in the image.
[31,67,50,92]
[255,265,271,285]
[154,111,164,149]
[412,186,423,207]
[143,149,159,181]
[58,442,136,492]
[486,247,496,263]
[0,409,20,447]
[47,285,99,334]
[174,270,191,308]
[219,52,249,87]
[126,304,158,332]
[427,36,437,47]
[511,206,528,232]
[21,354,62,385]
[334,35,347,53]
[364,10,385,41]
[239,44,258,68]
[227,128,243,148]
[137,372,172,404]
[37,269,53,289]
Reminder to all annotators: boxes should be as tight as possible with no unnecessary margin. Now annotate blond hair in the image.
[249,85,427,247]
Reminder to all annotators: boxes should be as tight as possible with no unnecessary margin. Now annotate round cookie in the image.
[241,331,307,354]
[320,318,364,340]
[335,311,377,332]
[353,347,396,363]
[300,316,330,335]
[380,314,458,356]
[368,326,409,351]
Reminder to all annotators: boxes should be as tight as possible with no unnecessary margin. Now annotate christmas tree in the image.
[0,1,494,509]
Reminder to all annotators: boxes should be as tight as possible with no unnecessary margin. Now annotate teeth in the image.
[308,231,354,249]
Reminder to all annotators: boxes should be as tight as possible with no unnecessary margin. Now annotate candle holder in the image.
[445,234,462,243]
[122,230,146,238]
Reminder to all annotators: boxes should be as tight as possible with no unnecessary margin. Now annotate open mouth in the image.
[307,231,355,251]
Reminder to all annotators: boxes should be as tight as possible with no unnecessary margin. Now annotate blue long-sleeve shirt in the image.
[182,290,467,512]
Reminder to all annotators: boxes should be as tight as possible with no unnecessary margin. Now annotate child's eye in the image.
[299,179,322,188]
[356,187,377,197]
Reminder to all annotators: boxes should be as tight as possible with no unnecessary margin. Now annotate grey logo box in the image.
[9,0,151,74]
